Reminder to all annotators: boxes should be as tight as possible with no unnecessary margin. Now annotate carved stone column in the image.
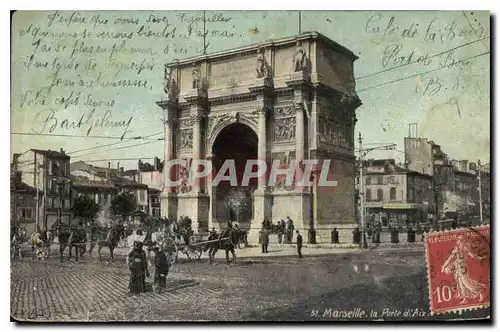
[257,105,267,191]
[294,98,306,191]
[156,100,178,219]
[285,73,313,238]
[248,75,274,244]
[180,82,210,232]
[191,110,204,193]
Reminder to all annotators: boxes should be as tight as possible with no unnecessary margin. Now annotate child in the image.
[153,246,169,293]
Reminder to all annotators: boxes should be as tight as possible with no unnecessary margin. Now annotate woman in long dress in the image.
[128,241,149,294]
[441,235,487,304]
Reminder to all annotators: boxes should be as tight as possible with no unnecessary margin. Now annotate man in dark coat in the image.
[128,241,149,294]
[261,227,270,254]
[153,246,169,291]
[296,230,303,258]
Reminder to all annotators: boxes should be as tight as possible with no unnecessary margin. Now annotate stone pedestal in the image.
[249,190,272,244]
[161,191,178,220]
[272,191,312,231]
[316,223,358,244]
[177,193,210,232]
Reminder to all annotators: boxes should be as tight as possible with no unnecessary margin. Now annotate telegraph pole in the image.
[478,160,483,223]
[298,11,302,34]
[203,11,207,55]
[57,179,63,225]
[358,133,366,249]
[35,166,40,231]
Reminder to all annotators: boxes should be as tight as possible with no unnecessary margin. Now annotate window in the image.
[365,177,371,185]
[408,188,415,201]
[366,189,372,201]
[377,188,384,201]
[21,208,33,219]
[387,176,395,184]
[138,190,146,203]
[377,176,383,185]
[390,188,396,200]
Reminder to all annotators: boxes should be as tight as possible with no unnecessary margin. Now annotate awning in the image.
[383,203,418,209]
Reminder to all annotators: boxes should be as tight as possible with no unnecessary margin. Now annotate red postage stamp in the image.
[425,225,491,315]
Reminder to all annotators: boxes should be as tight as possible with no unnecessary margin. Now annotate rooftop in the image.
[11,180,37,193]
[167,31,358,67]
[31,149,70,159]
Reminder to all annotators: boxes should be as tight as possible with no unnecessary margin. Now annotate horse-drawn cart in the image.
[162,233,233,264]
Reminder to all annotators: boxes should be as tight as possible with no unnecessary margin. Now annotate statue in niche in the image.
[293,41,308,72]
[180,130,193,149]
[256,48,271,79]
[178,159,192,194]
[192,63,201,89]
[165,65,178,101]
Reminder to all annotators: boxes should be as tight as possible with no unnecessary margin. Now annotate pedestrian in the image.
[277,220,283,244]
[127,241,149,295]
[296,230,303,258]
[261,227,270,254]
[153,246,169,293]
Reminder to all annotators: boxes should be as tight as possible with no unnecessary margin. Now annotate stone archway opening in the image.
[212,123,258,226]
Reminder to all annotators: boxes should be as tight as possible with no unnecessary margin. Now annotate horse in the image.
[57,225,88,262]
[29,229,55,260]
[204,227,241,265]
[88,224,125,263]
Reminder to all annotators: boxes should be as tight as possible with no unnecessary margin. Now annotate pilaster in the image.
[248,71,274,241]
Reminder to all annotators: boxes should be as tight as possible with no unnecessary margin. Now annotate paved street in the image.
[11,250,490,322]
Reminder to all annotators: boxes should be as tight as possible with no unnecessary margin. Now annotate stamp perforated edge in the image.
[424,223,491,316]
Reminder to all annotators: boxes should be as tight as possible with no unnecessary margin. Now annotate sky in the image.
[11,10,490,170]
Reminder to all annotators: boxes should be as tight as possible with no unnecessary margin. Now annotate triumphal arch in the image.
[157,32,362,243]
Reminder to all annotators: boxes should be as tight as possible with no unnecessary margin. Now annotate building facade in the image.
[362,159,434,226]
[138,157,164,190]
[148,188,162,217]
[14,149,72,230]
[11,171,39,235]
[157,32,361,243]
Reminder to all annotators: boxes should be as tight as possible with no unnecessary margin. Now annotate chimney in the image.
[117,162,120,172]
[108,162,111,169]
[60,148,65,155]
[138,159,142,171]
[154,157,159,171]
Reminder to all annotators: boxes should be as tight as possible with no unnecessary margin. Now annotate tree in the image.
[110,192,137,222]
[225,188,251,223]
[71,195,100,225]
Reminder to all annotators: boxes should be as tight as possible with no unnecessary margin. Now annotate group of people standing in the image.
[260,217,303,258]
[275,217,295,244]
[127,241,171,295]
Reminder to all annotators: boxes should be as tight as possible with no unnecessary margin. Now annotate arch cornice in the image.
[206,112,259,156]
